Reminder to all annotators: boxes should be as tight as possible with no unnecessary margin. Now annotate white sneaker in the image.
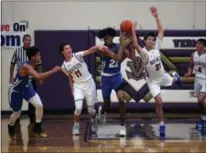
[91,115,98,132]
[119,126,126,137]
[98,106,107,124]
[72,123,80,135]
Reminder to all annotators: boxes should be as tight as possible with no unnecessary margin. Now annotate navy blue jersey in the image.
[102,43,121,74]
[11,61,33,91]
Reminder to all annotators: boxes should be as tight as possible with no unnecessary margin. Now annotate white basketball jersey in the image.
[61,52,92,83]
[193,51,206,79]
[143,39,165,80]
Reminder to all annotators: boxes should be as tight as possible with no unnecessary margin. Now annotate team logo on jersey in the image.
[68,63,82,74]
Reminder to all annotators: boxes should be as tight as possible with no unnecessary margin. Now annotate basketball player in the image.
[8,47,60,138]
[131,6,182,136]
[97,28,132,137]
[185,39,206,130]
[59,42,109,135]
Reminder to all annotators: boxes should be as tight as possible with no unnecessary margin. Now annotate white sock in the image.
[74,122,80,126]
[160,121,164,126]
[201,115,206,121]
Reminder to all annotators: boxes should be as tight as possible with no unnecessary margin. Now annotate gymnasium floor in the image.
[1,113,206,153]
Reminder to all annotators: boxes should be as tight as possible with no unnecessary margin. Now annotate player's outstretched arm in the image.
[23,64,61,80]
[101,33,131,61]
[150,6,164,40]
[131,21,149,64]
[185,53,194,77]
[82,45,109,57]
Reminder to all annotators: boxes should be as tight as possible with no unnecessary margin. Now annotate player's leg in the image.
[27,93,47,137]
[195,79,206,129]
[8,90,23,137]
[147,81,165,136]
[116,89,126,137]
[98,76,112,123]
[73,86,84,135]
[114,74,127,137]
[27,79,36,124]
[85,79,98,132]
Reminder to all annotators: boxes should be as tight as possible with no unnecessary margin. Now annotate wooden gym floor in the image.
[1,113,206,153]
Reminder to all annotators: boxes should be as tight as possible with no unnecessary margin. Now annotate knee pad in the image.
[87,106,96,116]
[74,100,83,116]
[29,94,43,109]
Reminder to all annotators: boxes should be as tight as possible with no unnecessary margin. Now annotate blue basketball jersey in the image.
[12,61,33,91]
[102,43,121,74]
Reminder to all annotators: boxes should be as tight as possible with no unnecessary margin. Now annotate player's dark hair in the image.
[26,46,39,60]
[144,32,157,41]
[98,27,116,39]
[58,41,69,55]
[197,38,206,46]
[23,34,31,41]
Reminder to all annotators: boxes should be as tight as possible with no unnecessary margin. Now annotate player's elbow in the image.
[34,74,43,80]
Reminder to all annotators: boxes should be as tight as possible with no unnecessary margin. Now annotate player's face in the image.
[32,52,41,63]
[23,36,31,48]
[145,36,155,49]
[196,41,205,52]
[62,45,72,57]
[103,35,113,46]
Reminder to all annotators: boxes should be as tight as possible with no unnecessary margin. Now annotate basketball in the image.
[120,20,133,32]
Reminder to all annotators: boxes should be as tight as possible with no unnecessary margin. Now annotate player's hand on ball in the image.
[98,45,109,52]
[150,6,158,17]
[120,33,131,47]
[52,66,61,72]
[131,21,137,30]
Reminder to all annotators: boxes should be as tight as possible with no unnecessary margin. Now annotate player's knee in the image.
[87,106,96,116]
[154,95,162,106]
[198,97,204,106]
[75,105,82,116]
[117,90,125,102]
[29,94,43,109]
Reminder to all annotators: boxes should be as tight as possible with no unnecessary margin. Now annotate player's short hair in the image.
[58,41,69,54]
[26,46,39,60]
[98,27,116,39]
[23,34,31,41]
[197,38,206,46]
[144,32,157,41]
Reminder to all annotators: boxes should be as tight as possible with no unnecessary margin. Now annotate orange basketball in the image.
[120,20,132,32]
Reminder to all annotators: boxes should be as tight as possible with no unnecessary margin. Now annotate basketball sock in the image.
[74,122,80,126]
[159,121,164,126]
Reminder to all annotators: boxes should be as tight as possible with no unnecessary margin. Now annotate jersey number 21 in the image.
[109,59,119,68]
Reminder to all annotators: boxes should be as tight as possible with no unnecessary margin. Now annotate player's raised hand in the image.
[120,33,131,48]
[132,21,137,30]
[52,66,61,73]
[150,6,158,18]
